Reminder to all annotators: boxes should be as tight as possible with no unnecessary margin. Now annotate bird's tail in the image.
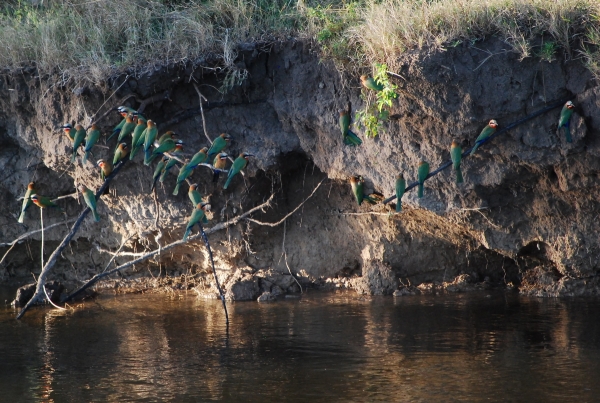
[212,170,221,183]
[159,169,169,183]
[396,200,402,212]
[106,129,119,142]
[83,151,90,164]
[364,192,383,204]
[564,125,572,143]
[173,182,181,195]
[344,130,363,146]
[151,177,159,192]
[71,150,77,163]
[455,166,464,183]
[418,183,424,198]
[183,227,191,241]
[92,209,100,222]
[17,210,26,223]
[129,146,138,160]
[469,143,479,156]
[143,149,153,165]
[223,175,233,189]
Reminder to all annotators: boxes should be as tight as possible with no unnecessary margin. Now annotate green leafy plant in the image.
[538,41,557,62]
[354,63,398,138]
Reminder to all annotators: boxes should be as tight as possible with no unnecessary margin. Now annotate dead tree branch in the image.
[192,83,213,145]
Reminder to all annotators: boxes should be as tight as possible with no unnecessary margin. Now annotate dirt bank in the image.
[1,38,599,300]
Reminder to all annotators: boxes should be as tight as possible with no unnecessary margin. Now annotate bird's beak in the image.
[245,154,255,157]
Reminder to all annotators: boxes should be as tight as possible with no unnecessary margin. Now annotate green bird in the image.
[186,147,209,171]
[17,182,36,223]
[159,143,184,182]
[417,161,430,198]
[79,185,100,222]
[470,119,498,155]
[361,75,384,92]
[71,124,87,162]
[207,133,232,161]
[339,111,362,146]
[109,116,127,141]
[349,175,381,205]
[151,156,169,192]
[224,152,253,190]
[147,139,183,165]
[450,141,463,183]
[395,174,406,212]
[212,152,228,183]
[113,113,136,148]
[156,131,176,145]
[183,202,210,241]
[30,194,62,210]
[113,143,129,165]
[558,101,575,143]
[97,159,113,181]
[60,123,75,141]
[129,119,147,160]
[82,124,100,164]
[117,106,146,123]
[143,120,159,165]
[188,183,205,212]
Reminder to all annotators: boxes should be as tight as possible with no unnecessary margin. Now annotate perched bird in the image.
[97,159,113,181]
[113,113,136,146]
[156,131,176,145]
[30,194,62,210]
[110,107,130,141]
[360,75,384,92]
[212,152,228,183]
[224,152,253,190]
[113,143,129,165]
[173,163,194,196]
[142,120,159,165]
[71,124,87,162]
[188,183,203,207]
[79,185,100,222]
[450,141,463,183]
[417,161,430,198]
[60,123,75,141]
[395,174,406,212]
[159,143,184,183]
[339,111,362,146]
[117,106,146,122]
[83,124,100,164]
[17,182,36,223]
[129,119,147,160]
[207,133,232,161]
[151,156,168,192]
[470,119,498,155]
[147,139,183,165]
[183,202,210,241]
[349,175,381,205]
[185,147,209,171]
[558,101,575,143]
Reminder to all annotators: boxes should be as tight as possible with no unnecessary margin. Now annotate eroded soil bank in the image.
[1,38,599,302]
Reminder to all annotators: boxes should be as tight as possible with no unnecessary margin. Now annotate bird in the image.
[142,120,159,165]
[450,141,463,183]
[470,119,498,155]
[185,147,209,171]
[97,159,113,181]
[111,113,136,146]
[159,143,184,183]
[151,156,168,192]
[79,185,100,222]
[30,194,62,210]
[83,124,100,164]
[224,152,253,189]
[188,183,203,207]
[156,131,176,145]
[349,175,381,205]
[147,139,183,165]
[395,174,406,212]
[339,111,362,146]
[60,123,75,141]
[17,181,36,223]
[417,161,430,198]
[71,124,87,162]
[558,101,575,143]
[173,163,194,196]
[360,75,383,92]
[207,133,232,161]
[212,152,228,183]
[110,115,127,141]
[129,119,147,160]
[113,142,129,165]
[183,202,210,241]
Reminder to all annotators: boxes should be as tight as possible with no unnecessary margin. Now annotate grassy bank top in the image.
[1,0,599,84]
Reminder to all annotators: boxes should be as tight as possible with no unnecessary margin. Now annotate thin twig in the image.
[43,285,67,311]
[89,94,135,127]
[198,223,229,324]
[89,75,130,125]
[102,233,134,273]
[192,83,213,145]
[282,219,302,293]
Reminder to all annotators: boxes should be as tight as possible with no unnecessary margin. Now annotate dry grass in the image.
[1,0,600,83]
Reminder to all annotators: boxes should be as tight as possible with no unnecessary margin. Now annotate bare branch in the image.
[192,83,213,145]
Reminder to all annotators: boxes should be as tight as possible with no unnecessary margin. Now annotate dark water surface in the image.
[2,286,600,402]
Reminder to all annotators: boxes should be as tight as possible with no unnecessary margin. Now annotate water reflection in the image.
[1,289,600,402]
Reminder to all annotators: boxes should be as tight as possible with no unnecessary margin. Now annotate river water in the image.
[1,286,600,402]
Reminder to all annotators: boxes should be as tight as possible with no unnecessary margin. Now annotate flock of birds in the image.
[17,105,255,241]
[15,75,576,242]
[345,82,575,213]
